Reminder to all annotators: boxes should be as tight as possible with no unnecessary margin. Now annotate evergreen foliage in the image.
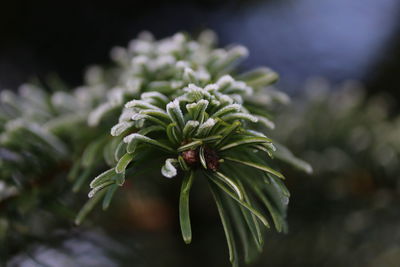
[0,31,311,265]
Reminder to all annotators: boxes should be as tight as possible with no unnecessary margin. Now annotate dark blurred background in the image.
[1,0,400,95]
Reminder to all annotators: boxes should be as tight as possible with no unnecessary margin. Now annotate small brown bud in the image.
[204,146,219,171]
[182,149,199,165]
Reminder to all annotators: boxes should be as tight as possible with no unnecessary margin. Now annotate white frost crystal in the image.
[161,158,178,178]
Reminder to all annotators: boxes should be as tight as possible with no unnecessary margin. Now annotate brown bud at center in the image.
[182,149,199,165]
[181,145,220,171]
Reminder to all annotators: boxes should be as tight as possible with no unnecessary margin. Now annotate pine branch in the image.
[0,30,311,265]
